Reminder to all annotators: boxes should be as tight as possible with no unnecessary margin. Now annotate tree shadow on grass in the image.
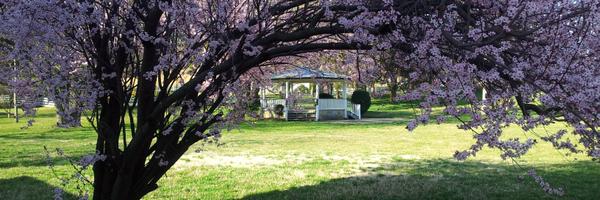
[0,176,77,200]
[0,127,94,140]
[242,159,600,200]
[363,111,415,119]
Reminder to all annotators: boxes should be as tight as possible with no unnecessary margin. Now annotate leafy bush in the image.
[0,84,9,95]
[318,93,334,99]
[0,95,10,109]
[297,84,310,94]
[350,90,371,114]
[273,104,285,117]
[0,85,11,109]
[248,98,261,111]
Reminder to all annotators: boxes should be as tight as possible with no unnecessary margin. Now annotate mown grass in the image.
[1,100,599,199]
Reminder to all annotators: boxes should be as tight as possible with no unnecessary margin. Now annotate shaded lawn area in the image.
[364,97,420,119]
[0,103,599,199]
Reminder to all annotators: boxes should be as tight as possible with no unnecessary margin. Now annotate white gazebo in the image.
[260,67,361,121]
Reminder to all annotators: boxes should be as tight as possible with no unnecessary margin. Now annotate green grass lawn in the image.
[0,101,599,199]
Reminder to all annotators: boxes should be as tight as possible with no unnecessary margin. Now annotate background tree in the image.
[305,50,379,93]
[370,49,410,102]
[0,30,87,127]
[1,0,598,199]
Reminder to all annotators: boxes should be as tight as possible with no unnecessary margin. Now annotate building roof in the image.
[271,66,348,81]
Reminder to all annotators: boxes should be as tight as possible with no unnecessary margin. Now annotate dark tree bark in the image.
[53,83,83,128]
[388,78,399,102]
[55,105,82,128]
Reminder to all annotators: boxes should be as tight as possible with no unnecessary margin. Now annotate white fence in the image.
[260,98,361,121]
[262,98,346,111]
[260,99,286,109]
[317,99,346,110]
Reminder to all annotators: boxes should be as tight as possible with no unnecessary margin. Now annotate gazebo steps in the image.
[287,111,316,121]
[347,111,359,120]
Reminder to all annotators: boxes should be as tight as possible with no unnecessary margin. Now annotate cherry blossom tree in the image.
[1,0,598,199]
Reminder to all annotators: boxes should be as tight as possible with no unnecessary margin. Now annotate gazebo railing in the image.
[288,98,317,111]
[261,97,361,121]
[260,99,286,109]
[315,99,348,121]
[317,99,346,110]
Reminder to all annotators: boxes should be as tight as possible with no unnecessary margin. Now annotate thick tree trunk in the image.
[56,107,81,128]
[389,84,398,102]
[92,83,126,200]
[53,83,82,128]
[54,99,82,128]
[388,78,399,103]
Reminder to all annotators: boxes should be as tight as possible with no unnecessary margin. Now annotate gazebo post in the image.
[260,86,265,119]
[315,82,320,121]
[342,79,348,119]
[329,83,333,94]
[285,81,289,99]
[285,81,289,120]
[315,82,320,99]
[481,88,487,101]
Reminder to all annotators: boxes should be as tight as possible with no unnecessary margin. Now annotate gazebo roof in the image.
[271,66,348,81]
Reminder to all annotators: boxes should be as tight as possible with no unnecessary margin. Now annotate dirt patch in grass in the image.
[175,152,421,173]
[175,153,286,168]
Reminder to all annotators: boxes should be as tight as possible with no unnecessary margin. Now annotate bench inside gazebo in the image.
[260,67,361,121]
